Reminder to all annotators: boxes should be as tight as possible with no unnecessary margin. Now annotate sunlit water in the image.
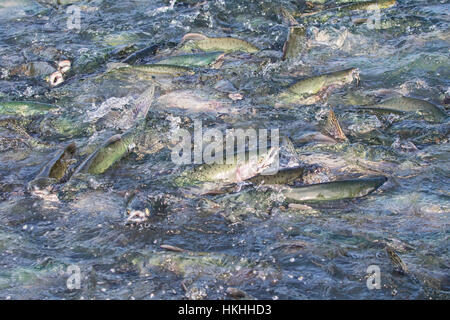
[0,0,449,299]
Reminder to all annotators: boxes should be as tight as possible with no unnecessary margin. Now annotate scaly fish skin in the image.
[29,143,76,190]
[108,63,194,77]
[176,147,279,186]
[48,143,77,180]
[301,0,396,18]
[0,101,59,117]
[245,166,304,185]
[75,126,141,175]
[130,64,195,76]
[386,246,409,274]
[282,26,307,60]
[282,176,387,202]
[180,33,259,53]
[344,0,396,11]
[279,68,359,104]
[155,52,225,67]
[373,96,447,122]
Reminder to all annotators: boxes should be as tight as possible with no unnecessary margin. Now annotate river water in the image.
[0,0,449,299]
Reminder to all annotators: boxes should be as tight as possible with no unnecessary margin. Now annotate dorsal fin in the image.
[181,33,208,44]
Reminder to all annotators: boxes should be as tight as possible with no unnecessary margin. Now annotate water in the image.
[0,0,449,299]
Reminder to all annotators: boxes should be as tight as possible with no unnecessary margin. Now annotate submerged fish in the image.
[387,121,450,145]
[8,61,56,78]
[121,44,159,64]
[300,0,396,17]
[282,26,307,60]
[277,68,360,106]
[155,52,225,67]
[357,96,447,122]
[0,101,59,117]
[386,246,409,274]
[29,143,76,189]
[155,89,229,113]
[282,176,387,202]
[0,259,69,289]
[107,63,195,77]
[131,250,280,282]
[343,0,396,11]
[180,33,259,53]
[279,7,300,27]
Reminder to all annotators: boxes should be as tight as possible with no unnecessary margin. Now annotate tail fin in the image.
[133,83,156,120]
[323,107,347,141]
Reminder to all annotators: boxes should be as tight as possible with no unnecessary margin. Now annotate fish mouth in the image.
[49,71,64,87]
[126,209,150,224]
[352,68,360,86]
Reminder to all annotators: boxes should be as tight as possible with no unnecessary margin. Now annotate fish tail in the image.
[323,107,347,141]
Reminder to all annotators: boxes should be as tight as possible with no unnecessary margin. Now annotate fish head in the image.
[57,60,71,74]
[350,68,360,85]
[179,40,199,53]
[48,71,64,87]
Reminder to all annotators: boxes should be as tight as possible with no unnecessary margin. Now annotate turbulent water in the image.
[0,0,449,299]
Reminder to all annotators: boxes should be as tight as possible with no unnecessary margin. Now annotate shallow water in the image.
[0,0,449,299]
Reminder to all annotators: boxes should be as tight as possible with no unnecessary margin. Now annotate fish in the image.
[176,147,279,186]
[282,176,387,202]
[107,63,195,77]
[322,108,348,141]
[131,250,280,282]
[48,71,64,87]
[288,68,360,96]
[279,7,300,27]
[121,44,159,64]
[343,0,396,11]
[0,101,59,117]
[155,89,229,113]
[74,126,140,175]
[277,68,360,106]
[387,121,450,144]
[131,84,155,121]
[203,166,305,196]
[155,52,226,67]
[282,26,307,61]
[57,60,71,73]
[8,61,56,78]
[386,246,409,275]
[299,0,396,17]
[357,96,447,122]
[29,143,76,190]
[244,166,304,185]
[180,33,259,53]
